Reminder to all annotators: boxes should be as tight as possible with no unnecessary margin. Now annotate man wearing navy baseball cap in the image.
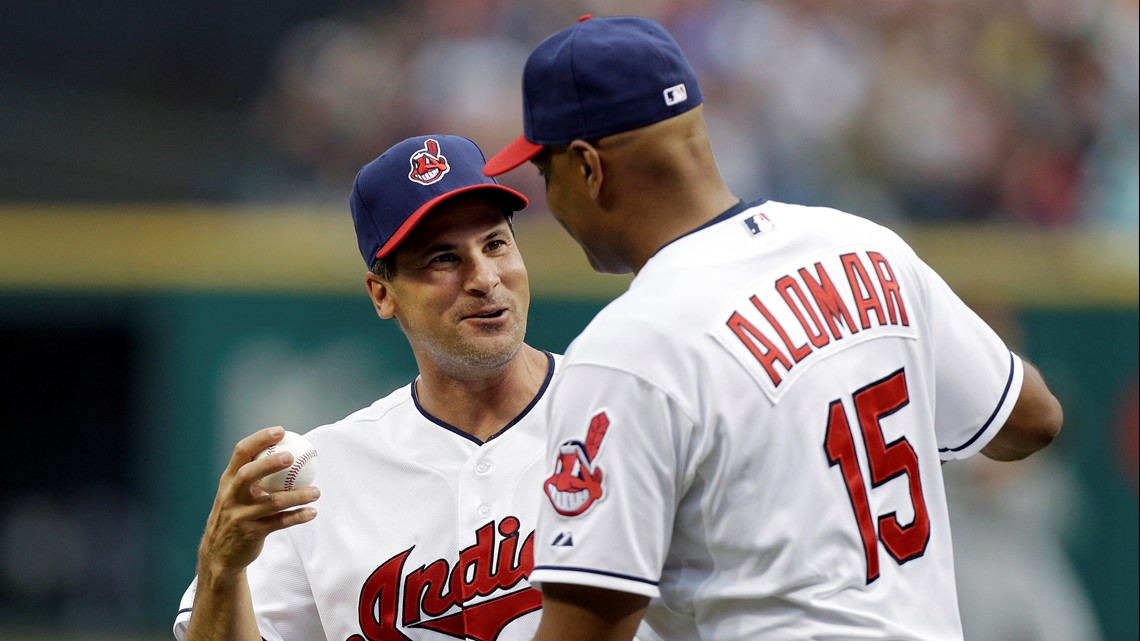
[178,134,583,641]
[483,14,734,276]
[488,15,1063,641]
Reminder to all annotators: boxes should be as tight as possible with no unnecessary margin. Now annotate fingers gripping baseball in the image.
[198,426,320,579]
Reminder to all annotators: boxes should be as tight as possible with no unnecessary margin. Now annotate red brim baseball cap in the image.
[482,15,702,178]
[351,135,528,265]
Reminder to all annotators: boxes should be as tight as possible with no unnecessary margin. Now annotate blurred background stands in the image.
[0,1,1136,640]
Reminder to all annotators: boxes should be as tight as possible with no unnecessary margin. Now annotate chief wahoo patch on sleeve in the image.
[544,411,611,517]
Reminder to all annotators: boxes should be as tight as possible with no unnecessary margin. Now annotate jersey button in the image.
[477,504,491,518]
[475,461,492,474]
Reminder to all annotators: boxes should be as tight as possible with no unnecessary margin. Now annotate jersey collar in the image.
[651,198,765,260]
[411,350,557,446]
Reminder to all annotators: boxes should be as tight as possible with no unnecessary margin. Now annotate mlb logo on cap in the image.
[664,83,688,107]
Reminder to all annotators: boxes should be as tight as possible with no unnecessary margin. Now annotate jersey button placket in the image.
[462,456,496,526]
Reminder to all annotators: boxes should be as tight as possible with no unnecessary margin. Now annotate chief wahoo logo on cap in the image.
[408,138,450,185]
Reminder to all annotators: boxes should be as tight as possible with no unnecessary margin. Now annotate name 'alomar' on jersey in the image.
[713,243,917,402]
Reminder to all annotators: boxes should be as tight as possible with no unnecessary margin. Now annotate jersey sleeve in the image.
[172,526,321,641]
[913,257,1024,460]
[172,577,198,640]
[530,363,695,599]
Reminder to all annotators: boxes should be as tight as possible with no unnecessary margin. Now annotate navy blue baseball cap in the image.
[484,15,703,177]
[350,135,528,265]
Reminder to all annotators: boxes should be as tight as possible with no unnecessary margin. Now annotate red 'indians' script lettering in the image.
[727,251,909,387]
[348,517,540,641]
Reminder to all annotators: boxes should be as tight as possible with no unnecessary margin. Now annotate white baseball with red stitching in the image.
[256,430,318,492]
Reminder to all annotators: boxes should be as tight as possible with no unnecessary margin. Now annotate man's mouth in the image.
[465,308,507,320]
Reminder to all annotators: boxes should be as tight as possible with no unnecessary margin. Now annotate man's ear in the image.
[569,140,604,202]
[365,271,397,319]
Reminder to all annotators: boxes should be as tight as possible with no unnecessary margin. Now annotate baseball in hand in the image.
[256,430,319,492]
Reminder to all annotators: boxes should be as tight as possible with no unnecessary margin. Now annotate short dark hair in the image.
[369,254,397,280]
[368,211,517,280]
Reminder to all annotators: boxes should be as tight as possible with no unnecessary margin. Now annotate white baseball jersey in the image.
[175,351,569,641]
[531,200,1024,640]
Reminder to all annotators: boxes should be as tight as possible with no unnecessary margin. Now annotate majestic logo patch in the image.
[408,138,450,185]
[544,411,611,517]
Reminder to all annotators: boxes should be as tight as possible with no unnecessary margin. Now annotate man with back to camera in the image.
[484,15,1064,641]
[173,134,663,640]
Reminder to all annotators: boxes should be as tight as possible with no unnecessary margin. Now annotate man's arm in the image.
[187,568,262,641]
[981,360,1063,461]
[185,427,320,641]
[532,583,649,641]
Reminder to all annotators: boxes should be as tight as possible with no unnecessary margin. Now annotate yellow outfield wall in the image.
[1,205,1137,307]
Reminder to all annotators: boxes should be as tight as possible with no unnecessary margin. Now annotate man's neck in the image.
[415,345,549,442]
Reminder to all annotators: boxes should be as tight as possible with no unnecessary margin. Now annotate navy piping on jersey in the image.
[650,198,767,259]
[412,350,556,446]
[531,565,659,586]
[939,351,1017,453]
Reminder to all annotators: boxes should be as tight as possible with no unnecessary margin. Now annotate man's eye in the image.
[430,253,457,263]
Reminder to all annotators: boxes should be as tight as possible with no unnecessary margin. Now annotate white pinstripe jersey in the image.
[175,351,628,641]
[531,201,1023,640]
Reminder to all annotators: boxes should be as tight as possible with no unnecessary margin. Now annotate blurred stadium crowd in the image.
[241,0,1138,228]
[0,2,1136,639]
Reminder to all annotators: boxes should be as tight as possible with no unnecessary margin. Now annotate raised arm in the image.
[185,427,320,641]
[981,360,1063,461]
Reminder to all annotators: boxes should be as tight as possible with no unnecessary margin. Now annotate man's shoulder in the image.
[303,383,416,443]
[728,200,919,279]
[563,200,916,370]
[351,384,416,419]
[562,290,697,376]
[758,199,904,238]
